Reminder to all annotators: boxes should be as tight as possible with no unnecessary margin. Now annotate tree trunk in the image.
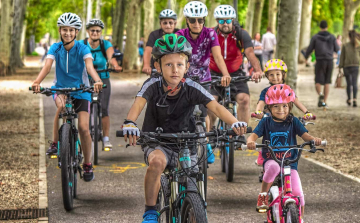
[267,0,277,34]
[10,0,27,69]
[0,0,13,76]
[276,0,302,90]
[118,0,127,52]
[252,0,265,37]
[167,0,176,10]
[95,0,101,19]
[343,0,360,43]
[208,0,220,28]
[80,0,87,39]
[143,0,154,43]
[245,0,255,35]
[112,0,121,46]
[123,0,144,70]
[87,0,92,23]
[298,0,312,63]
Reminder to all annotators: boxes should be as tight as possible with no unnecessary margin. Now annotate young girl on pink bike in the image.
[246,84,323,223]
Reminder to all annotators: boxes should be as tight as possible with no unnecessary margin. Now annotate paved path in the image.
[42,71,360,223]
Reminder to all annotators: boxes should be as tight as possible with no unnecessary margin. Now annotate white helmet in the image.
[183,1,208,18]
[159,9,177,20]
[57,13,82,30]
[214,5,236,19]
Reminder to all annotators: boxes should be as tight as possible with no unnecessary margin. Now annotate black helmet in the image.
[159,9,177,20]
[152,34,192,60]
[86,19,105,29]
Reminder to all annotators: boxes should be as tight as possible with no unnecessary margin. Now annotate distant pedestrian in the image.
[336,35,342,66]
[262,27,276,63]
[138,37,144,63]
[252,32,263,70]
[41,43,48,62]
[304,20,340,108]
[339,30,360,107]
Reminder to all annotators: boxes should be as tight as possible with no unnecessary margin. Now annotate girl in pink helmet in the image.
[253,59,314,167]
[246,84,323,222]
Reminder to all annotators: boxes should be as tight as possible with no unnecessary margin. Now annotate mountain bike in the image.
[29,85,101,211]
[206,75,253,182]
[241,140,326,223]
[116,128,248,223]
[251,114,317,183]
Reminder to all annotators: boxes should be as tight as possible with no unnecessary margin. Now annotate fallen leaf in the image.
[118,144,123,147]
[0,181,5,186]
[208,176,214,180]
[30,153,39,156]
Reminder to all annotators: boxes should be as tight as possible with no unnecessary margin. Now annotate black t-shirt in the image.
[137,77,214,152]
[146,28,180,69]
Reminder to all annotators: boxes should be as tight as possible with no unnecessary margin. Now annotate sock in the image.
[145,205,157,212]
[103,136,109,142]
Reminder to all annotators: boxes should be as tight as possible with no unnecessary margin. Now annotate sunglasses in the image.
[161,21,174,26]
[90,30,101,33]
[218,19,233,25]
[188,18,205,24]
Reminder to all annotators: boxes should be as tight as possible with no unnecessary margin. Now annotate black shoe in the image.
[353,101,357,107]
[83,163,95,182]
[318,95,324,107]
[347,100,352,106]
[46,142,58,155]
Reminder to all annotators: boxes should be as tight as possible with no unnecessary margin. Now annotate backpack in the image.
[84,38,108,61]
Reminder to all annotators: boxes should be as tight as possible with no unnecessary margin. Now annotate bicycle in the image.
[241,140,326,223]
[116,128,247,222]
[250,114,317,183]
[89,52,122,165]
[205,75,253,182]
[29,85,101,211]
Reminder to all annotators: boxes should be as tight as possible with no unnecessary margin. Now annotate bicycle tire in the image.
[225,111,234,182]
[91,103,99,165]
[180,193,208,223]
[195,124,207,200]
[73,173,77,199]
[219,121,225,173]
[285,203,299,223]
[158,175,169,223]
[60,123,74,211]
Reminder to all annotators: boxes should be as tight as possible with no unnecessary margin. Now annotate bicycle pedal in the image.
[48,154,58,159]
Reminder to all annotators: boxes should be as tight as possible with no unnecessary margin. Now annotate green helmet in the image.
[152,34,192,60]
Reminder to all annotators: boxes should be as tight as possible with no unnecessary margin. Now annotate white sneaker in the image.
[103,141,113,149]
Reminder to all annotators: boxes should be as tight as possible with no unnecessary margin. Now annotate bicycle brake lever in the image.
[304,122,315,126]
[316,148,325,152]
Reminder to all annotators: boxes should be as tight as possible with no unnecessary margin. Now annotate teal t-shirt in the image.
[79,39,112,79]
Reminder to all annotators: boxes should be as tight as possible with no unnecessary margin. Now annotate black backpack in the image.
[84,38,108,61]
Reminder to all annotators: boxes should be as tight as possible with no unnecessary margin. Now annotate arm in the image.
[206,100,246,135]
[300,132,322,146]
[32,59,54,92]
[254,100,266,119]
[244,47,262,82]
[304,37,315,60]
[106,46,122,72]
[124,97,147,146]
[85,58,102,93]
[334,37,340,53]
[142,46,153,75]
[211,46,231,87]
[246,133,259,150]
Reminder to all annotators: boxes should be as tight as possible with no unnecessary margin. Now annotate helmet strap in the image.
[269,111,294,123]
[61,35,76,47]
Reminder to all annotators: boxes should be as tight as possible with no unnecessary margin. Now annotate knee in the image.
[78,124,89,136]
[148,156,166,173]
[237,94,250,108]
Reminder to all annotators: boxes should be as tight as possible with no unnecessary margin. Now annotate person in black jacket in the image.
[305,20,339,108]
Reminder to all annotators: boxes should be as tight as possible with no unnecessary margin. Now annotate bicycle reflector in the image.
[50,155,58,159]
[258,209,267,213]
[104,147,111,152]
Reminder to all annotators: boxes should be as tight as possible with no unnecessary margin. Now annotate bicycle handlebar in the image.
[250,113,316,120]
[116,127,252,139]
[96,68,115,73]
[29,84,107,93]
[197,76,252,86]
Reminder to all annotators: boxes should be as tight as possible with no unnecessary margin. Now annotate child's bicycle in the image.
[250,114,317,183]
[241,139,326,223]
[29,85,103,211]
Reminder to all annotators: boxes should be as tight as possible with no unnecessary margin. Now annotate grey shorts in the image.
[142,145,198,171]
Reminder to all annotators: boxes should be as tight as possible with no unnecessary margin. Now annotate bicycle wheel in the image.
[91,103,99,165]
[219,121,225,173]
[73,173,77,199]
[158,175,169,223]
[195,124,207,200]
[225,121,234,182]
[180,193,207,223]
[60,123,74,211]
[268,186,280,223]
[285,203,299,223]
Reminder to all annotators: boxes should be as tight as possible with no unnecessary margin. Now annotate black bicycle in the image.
[204,75,252,182]
[116,128,248,223]
[30,85,101,211]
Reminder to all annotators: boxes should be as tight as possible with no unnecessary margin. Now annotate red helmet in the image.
[265,84,295,105]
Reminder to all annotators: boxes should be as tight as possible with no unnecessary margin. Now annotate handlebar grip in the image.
[247,126,252,133]
[251,113,257,118]
[29,86,44,91]
[116,130,124,137]
[241,144,260,151]
[226,127,252,135]
[321,140,327,146]
[312,115,316,120]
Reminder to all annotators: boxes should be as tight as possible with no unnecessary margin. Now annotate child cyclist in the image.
[122,34,247,223]
[254,59,314,167]
[31,13,103,182]
[247,84,323,222]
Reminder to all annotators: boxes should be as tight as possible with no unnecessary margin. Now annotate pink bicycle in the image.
[242,140,326,223]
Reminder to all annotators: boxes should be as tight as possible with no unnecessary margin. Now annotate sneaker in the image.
[46,142,58,155]
[142,210,159,223]
[207,144,215,164]
[318,94,324,107]
[256,192,269,212]
[103,140,113,149]
[83,163,95,182]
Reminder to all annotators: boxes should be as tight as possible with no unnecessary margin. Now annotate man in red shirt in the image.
[209,5,262,127]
